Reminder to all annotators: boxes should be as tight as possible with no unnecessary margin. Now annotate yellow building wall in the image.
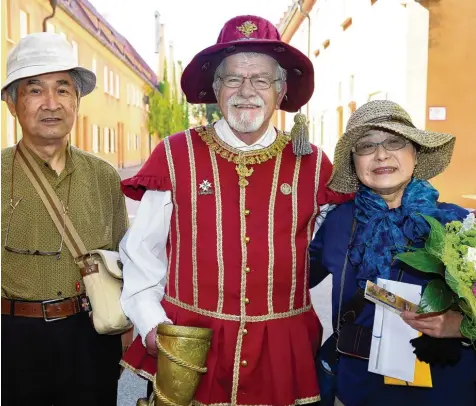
[421,0,476,208]
[2,0,153,168]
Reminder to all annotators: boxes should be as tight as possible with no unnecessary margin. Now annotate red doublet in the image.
[121,126,345,406]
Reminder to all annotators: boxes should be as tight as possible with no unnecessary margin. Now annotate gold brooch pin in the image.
[280,183,292,195]
[237,21,258,38]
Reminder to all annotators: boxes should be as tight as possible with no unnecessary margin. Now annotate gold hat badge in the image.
[237,21,258,37]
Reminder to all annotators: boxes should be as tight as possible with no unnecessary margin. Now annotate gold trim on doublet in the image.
[164,137,180,299]
[191,395,321,406]
[186,130,199,307]
[267,154,282,314]
[164,295,312,322]
[304,148,322,305]
[209,150,225,313]
[289,157,301,310]
[231,186,248,404]
[196,125,290,188]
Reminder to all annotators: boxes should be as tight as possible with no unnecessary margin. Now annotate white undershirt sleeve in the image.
[120,190,173,344]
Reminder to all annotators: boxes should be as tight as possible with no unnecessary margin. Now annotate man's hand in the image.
[145,326,158,357]
[401,309,463,338]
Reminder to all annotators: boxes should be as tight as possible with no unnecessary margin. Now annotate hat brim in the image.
[1,65,96,101]
[180,40,314,113]
[327,121,456,193]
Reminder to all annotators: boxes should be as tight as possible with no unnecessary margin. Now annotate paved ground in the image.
[116,165,333,405]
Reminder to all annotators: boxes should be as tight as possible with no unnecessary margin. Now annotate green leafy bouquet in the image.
[396,212,476,341]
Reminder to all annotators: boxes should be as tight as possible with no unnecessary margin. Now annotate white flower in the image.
[460,212,476,233]
[467,246,476,265]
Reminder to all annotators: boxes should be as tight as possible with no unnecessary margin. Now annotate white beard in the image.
[226,95,266,133]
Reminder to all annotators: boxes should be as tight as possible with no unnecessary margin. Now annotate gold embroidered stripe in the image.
[164,295,312,322]
[191,395,320,406]
[289,157,301,310]
[186,130,199,307]
[267,153,282,314]
[209,150,225,313]
[164,137,180,299]
[304,149,322,305]
[119,360,155,382]
[231,186,248,404]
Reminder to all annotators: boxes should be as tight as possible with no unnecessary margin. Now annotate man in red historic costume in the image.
[120,15,351,406]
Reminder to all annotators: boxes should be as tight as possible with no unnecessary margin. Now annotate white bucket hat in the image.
[1,32,96,101]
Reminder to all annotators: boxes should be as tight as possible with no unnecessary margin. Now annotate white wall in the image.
[295,0,430,159]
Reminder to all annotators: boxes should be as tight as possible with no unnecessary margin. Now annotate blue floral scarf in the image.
[349,179,459,288]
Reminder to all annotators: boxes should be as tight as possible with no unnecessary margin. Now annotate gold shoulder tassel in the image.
[291,113,313,156]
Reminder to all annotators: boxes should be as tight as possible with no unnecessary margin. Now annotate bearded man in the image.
[120,15,350,406]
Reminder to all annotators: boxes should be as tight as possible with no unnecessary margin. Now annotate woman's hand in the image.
[401,309,463,338]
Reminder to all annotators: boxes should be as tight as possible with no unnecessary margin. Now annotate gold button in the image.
[243,328,248,335]
[241,360,248,367]
[244,236,250,243]
[244,209,251,216]
[244,266,251,273]
[244,298,250,304]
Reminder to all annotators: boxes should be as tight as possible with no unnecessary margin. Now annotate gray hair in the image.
[6,69,82,104]
[212,52,287,97]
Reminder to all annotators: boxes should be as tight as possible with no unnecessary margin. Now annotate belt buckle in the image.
[41,298,68,322]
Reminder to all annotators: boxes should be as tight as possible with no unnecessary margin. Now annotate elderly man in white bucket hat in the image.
[1,32,128,405]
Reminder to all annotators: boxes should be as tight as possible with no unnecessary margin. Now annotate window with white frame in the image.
[115,74,120,99]
[110,128,115,153]
[135,134,140,150]
[19,10,29,38]
[71,40,79,63]
[127,133,131,150]
[104,66,108,93]
[109,71,114,95]
[92,125,100,153]
[46,22,55,33]
[103,127,110,153]
[92,58,97,76]
[7,110,16,147]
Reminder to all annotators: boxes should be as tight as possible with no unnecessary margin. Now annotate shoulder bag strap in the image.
[15,142,96,273]
[336,218,357,335]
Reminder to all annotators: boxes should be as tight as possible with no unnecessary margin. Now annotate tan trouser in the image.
[335,398,345,406]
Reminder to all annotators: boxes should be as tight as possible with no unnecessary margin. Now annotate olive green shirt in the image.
[1,145,128,300]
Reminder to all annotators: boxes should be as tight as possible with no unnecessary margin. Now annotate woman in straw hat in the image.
[309,100,475,406]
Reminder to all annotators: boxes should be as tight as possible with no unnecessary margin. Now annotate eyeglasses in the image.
[4,197,68,259]
[4,146,72,259]
[352,136,410,156]
[219,75,282,90]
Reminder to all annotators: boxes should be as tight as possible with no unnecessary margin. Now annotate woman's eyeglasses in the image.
[352,136,409,156]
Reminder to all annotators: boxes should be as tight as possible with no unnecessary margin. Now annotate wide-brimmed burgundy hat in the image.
[181,15,314,113]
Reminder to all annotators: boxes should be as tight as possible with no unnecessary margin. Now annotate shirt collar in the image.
[213,118,277,151]
[20,141,76,176]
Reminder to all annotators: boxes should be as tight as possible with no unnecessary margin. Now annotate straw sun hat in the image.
[327,100,455,193]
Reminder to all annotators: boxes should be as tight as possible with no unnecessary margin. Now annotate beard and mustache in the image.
[226,95,267,133]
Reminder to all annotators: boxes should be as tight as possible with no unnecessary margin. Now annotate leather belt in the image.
[1,294,91,321]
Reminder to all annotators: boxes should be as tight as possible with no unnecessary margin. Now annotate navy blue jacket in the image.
[310,201,476,406]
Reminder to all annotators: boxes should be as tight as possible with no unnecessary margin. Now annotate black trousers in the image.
[1,312,122,406]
